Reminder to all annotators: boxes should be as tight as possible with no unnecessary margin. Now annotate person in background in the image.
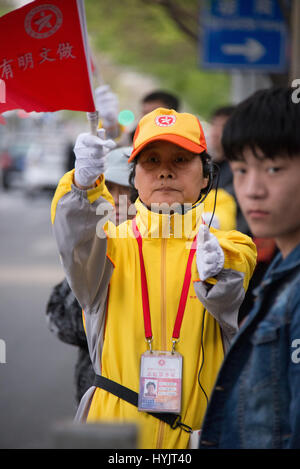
[94,84,181,144]
[209,106,235,193]
[209,105,277,322]
[140,90,180,115]
[208,105,249,234]
[199,87,300,449]
[46,146,133,404]
[127,90,181,143]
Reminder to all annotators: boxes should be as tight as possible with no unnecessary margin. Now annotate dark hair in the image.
[211,105,236,120]
[222,87,300,162]
[142,90,180,111]
[146,381,156,389]
[128,159,137,192]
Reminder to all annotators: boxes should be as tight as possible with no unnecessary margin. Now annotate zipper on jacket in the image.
[156,238,167,448]
[160,238,167,351]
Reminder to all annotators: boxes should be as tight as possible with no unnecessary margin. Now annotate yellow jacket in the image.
[203,188,237,231]
[51,170,256,449]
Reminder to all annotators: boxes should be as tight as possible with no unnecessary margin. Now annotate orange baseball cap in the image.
[128,107,207,162]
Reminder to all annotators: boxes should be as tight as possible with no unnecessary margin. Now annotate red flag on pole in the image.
[0,0,96,116]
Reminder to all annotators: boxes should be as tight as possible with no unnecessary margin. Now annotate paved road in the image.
[0,189,78,448]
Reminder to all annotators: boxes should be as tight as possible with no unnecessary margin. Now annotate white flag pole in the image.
[76,0,99,135]
[86,110,99,136]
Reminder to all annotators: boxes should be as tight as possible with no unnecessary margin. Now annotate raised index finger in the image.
[197,224,210,246]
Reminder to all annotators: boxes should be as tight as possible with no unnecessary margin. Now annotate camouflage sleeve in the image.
[46,277,87,348]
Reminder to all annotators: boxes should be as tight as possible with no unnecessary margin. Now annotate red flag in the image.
[0,0,95,115]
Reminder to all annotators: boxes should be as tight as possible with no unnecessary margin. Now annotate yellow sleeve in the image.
[82,310,86,334]
[203,188,237,231]
[51,169,114,224]
[212,227,257,291]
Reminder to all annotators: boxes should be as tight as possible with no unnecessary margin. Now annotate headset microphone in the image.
[192,159,220,216]
[197,161,220,404]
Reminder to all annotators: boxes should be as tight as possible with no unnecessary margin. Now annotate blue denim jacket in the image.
[199,244,300,449]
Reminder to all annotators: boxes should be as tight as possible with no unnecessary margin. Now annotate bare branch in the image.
[141,0,199,43]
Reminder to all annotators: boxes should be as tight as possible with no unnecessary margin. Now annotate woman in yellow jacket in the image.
[51,108,256,449]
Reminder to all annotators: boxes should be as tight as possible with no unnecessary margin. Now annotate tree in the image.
[142,0,293,86]
[140,0,199,42]
[84,0,231,118]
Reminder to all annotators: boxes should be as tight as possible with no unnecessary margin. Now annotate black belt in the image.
[93,374,192,433]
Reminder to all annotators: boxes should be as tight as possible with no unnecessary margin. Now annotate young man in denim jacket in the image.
[199,87,300,449]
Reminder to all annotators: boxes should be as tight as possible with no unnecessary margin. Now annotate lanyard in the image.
[132,218,197,351]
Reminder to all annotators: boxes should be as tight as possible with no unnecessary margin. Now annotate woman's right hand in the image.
[74,128,116,189]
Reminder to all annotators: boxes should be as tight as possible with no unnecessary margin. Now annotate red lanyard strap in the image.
[132,219,153,339]
[132,218,197,343]
[172,239,197,339]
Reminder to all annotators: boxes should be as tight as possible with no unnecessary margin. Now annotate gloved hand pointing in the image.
[196,224,224,281]
[74,128,116,188]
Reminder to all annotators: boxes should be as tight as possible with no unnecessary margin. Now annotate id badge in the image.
[138,351,182,414]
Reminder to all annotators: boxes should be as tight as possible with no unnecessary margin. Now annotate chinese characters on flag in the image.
[0,0,95,117]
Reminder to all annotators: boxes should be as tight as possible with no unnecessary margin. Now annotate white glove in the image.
[95,84,119,128]
[201,212,220,229]
[196,224,224,281]
[74,128,116,187]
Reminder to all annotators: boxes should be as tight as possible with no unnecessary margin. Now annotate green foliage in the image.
[84,0,230,119]
[0,5,10,16]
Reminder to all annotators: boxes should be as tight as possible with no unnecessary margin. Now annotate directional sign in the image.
[201,0,288,71]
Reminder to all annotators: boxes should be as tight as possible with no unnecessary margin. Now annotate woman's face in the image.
[134,141,208,208]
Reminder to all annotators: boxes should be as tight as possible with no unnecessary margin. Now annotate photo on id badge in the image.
[138,351,182,414]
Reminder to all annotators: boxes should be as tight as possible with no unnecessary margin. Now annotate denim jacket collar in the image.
[253,243,300,295]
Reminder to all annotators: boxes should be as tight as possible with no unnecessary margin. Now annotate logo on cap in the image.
[155,115,176,127]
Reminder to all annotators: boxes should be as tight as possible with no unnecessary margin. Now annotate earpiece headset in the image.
[197,154,221,405]
[198,152,216,202]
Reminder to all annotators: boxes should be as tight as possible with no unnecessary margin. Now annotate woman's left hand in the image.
[196,224,224,281]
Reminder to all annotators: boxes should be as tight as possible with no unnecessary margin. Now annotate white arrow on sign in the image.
[221,38,266,62]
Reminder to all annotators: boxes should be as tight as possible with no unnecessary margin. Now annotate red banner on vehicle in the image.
[0,0,95,116]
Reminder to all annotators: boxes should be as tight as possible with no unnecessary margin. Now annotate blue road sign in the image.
[201,0,288,71]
